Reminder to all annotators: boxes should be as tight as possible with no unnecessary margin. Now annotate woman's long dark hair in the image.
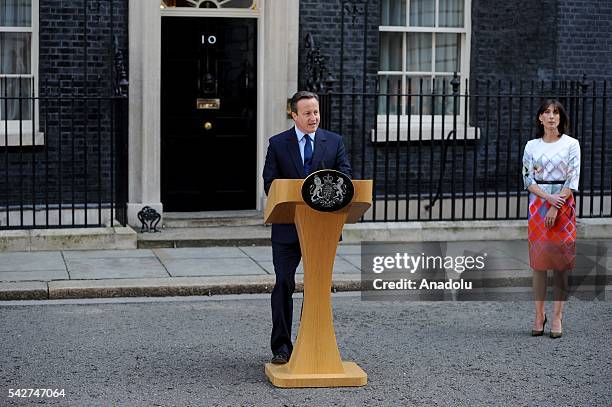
[535,99,570,138]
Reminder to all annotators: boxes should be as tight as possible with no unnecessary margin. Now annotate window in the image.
[377,0,475,141]
[0,0,40,146]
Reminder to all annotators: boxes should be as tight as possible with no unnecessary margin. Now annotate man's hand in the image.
[545,206,558,228]
[546,193,566,209]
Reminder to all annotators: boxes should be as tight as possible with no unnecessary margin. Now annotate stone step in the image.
[137,225,271,248]
[161,210,264,228]
[0,226,137,252]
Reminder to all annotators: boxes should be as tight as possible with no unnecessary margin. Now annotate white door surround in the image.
[127,0,298,227]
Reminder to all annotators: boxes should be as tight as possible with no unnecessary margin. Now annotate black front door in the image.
[161,17,257,211]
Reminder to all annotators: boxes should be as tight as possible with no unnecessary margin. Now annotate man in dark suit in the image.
[263,91,352,365]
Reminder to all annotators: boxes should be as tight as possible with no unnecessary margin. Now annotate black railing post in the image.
[19,76,24,226]
[578,74,589,218]
[44,86,49,227]
[516,80,524,218]
[590,80,596,217]
[451,72,460,220]
[483,80,491,219]
[71,78,76,225]
[472,79,479,220]
[494,79,502,220]
[359,77,365,181]
[350,77,356,177]
[31,78,36,227]
[3,78,9,226]
[384,79,390,221]
[417,78,423,220]
[602,81,608,217]
[395,78,401,221]
[429,79,435,220]
[462,79,468,220]
[405,78,412,221]
[114,95,129,226]
[506,80,513,220]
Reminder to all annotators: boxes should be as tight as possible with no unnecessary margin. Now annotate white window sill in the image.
[372,117,480,142]
[0,124,45,147]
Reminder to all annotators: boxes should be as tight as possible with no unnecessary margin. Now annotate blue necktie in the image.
[303,134,313,175]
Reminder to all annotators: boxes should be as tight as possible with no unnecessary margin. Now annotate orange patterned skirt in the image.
[528,194,576,271]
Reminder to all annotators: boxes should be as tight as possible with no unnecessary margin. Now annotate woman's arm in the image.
[563,140,581,195]
[560,187,573,200]
[527,184,566,208]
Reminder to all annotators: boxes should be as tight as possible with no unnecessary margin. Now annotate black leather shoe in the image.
[531,314,547,336]
[271,352,289,364]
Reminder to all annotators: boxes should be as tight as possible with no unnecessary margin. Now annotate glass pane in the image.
[0,0,31,27]
[407,76,432,115]
[406,33,432,72]
[0,77,32,120]
[380,0,406,26]
[435,33,461,72]
[0,33,31,74]
[199,1,219,8]
[221,0,254,7]
[378,75,402,115]
[161,0,254,8]
[433,77,455,114]
[409,0,434,27]
[379,32,403,71]
[439,0,464,27]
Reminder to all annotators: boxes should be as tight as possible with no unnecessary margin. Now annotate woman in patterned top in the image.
[522,99,580,339]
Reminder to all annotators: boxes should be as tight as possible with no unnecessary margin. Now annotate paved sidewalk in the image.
[0,240,610,300]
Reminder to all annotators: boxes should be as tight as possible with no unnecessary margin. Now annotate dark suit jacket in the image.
[263,127,352,243]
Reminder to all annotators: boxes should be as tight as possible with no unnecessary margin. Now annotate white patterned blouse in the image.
[522,134,581,193]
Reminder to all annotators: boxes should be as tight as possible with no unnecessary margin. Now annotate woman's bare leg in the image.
[552,269,569,332]
[533,270,547,330]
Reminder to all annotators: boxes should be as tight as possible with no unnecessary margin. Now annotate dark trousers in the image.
[270,241,302,355]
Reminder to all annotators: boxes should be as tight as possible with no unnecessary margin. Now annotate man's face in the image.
[291,97,320,134]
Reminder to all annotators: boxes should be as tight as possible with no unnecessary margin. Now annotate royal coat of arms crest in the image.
[301,170,354,212]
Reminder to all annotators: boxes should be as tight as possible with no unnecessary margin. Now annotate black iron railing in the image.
[320,77,611,221]
[0,80,128,230]
[0,0,128,230]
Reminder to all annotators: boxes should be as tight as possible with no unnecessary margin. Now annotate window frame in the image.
[376,0,476,141]
[0,0,41,146]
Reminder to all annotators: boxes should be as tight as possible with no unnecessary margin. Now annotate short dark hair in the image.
[290,91,319,113]
[535,99,570,138]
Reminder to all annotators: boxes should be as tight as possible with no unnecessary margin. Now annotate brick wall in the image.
[556,0,612,80]
[470,0,558,82]
[471,0,612,81]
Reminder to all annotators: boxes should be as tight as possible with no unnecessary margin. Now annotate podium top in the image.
[264,179,372,224]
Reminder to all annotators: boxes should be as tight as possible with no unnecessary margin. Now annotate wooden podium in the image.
[264,178,372,388]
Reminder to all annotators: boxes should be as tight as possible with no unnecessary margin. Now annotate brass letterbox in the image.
[196,98,221,110]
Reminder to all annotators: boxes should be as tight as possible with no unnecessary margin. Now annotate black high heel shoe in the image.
[531,314,547,336]
[550,319,563,339]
